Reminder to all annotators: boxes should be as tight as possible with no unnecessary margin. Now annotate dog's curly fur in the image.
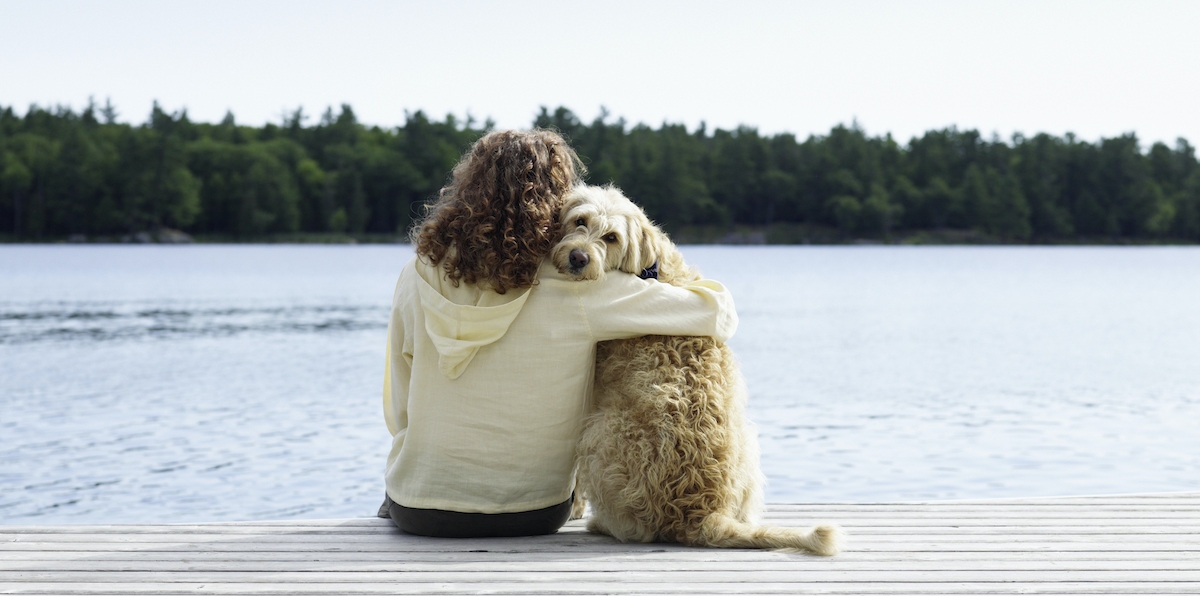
[552,185,844,555]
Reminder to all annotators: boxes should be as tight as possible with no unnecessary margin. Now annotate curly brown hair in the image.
[412,129,584,294]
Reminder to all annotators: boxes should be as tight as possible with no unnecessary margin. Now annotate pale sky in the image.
[5,0,1199,147]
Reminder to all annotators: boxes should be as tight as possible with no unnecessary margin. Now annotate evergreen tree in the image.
[0,101,1194,244]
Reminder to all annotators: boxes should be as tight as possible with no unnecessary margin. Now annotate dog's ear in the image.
[560,186,586,226]
[620,207,665,275]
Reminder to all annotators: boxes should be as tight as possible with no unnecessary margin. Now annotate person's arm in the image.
[576,272,738,343]
[382,282,411,437]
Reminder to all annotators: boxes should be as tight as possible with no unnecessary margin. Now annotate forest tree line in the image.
[2,101,1199,242]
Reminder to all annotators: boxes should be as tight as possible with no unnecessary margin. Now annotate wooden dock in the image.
[3,492,1197,595]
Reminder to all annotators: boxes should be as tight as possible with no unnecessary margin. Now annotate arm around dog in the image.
[576,273,738,343]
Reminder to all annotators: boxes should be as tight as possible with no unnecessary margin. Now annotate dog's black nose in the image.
[569,249,590,269]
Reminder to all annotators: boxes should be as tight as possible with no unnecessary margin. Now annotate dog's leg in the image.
[570,492,587,520]
[586,514,611,537]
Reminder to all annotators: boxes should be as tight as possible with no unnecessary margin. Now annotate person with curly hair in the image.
[380,129,738,537]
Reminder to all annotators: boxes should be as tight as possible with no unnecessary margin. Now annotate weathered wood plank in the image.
[769,501,1200,508]
[765,511,1200,518]
[6,569,1200,583]
[5,527,1198,544]
[771,501,1200,509]
[6,549,1200,564]
[5,541,1198,554]
[7,515,1200,535]
[5,559,1200,573]
[3,580,1200,595]
[4,526,1196,543]
[2,528,1197,544]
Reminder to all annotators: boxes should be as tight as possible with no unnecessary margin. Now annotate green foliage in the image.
[328,207,348,233]
[1,102,1197,243]
[924,177,961,229]
[862,183,903,238]
[985,169,1032,241]
[826,195,861,237]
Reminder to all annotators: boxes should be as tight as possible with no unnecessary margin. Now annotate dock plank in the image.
[2,492,1198,595]
[4,581,1200,595]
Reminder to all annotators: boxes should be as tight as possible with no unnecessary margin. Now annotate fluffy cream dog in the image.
[552,185,843,555]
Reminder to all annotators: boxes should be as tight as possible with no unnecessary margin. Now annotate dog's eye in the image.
[603,233,618,244]
[575,218,586,227]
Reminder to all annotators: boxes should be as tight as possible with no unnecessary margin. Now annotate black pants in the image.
[378,493,573,538]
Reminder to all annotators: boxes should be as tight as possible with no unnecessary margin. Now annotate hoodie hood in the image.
[414,262,531,379]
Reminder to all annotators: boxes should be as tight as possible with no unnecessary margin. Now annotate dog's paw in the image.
[569,496,588,520]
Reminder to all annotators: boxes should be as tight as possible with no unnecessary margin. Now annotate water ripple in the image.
[0,304,388,344]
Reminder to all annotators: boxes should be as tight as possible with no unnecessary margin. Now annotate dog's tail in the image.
[698,514,845,555]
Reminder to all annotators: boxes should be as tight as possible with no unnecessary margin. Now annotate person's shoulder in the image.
[392,255,429,299]
[408,255,450,290]
[534,260,572,289]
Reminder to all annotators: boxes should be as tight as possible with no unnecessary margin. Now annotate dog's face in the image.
[551,186,662,281]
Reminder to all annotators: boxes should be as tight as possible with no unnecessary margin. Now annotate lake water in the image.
[1,245,1198,523]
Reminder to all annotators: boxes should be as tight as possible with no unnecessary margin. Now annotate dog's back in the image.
[578,244,842,555]
[581,334,763,543]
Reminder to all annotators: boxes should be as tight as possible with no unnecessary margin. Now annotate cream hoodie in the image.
[383,256,737,514]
